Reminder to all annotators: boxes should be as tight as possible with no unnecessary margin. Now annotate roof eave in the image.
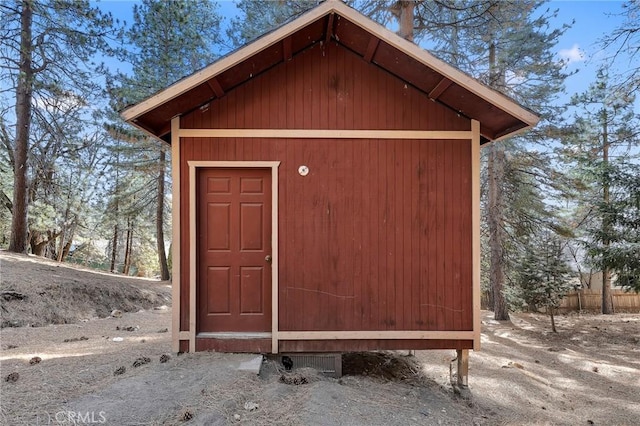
[121,1,337,123]
[490,122,539,144]
[121,0,540,142]
[328,2,539,129]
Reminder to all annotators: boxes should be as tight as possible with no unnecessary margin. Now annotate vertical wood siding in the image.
[184,42,470,132]
[179,42,473,334]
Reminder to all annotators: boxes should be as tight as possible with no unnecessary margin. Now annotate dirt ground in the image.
[1,251,639,425]
[0,251,171,328]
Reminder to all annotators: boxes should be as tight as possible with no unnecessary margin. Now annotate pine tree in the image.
[353,1,572,320]
[515,229,573,332]
[404,0,571,320]
[112,0,223,280]
[590,165,640,293]
[0,1,117,254]
[460,2,569,321]
[564,69,640,308]
[601,0,640,95]
[228,1,317,47]
[0,117,12,244]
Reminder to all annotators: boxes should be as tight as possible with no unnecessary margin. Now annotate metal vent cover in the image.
[281,353,342,378]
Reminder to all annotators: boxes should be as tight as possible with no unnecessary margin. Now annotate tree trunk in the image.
[1,190,12,213]
[61,233,73,262]
[601,115,613,314]
[57,179,73,262]
[486,28,509,321]
[602,268,613,314]
[487,284,495,312]
[157,148,170,280]
[488,143,510,320]
[57,221,76,262]
[123,218,133,276]
[397,1,415,42]
[9,0,34,254]
[56,228,66,262]
[549,307,557,333]
[126,221,133,273]
[30,231,47,256]
[110,224,119,273]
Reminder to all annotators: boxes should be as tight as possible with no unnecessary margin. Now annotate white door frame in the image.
[187,161,280,353]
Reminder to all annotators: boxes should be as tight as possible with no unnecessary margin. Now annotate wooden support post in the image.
[206,77,225,98]
[456,349,469,387]
[283,37,292,61]
[325,13,334,44]
[363,36,379,63]
[428,77,453,100]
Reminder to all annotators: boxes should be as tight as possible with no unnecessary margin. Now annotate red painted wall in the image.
[178,41,473,341]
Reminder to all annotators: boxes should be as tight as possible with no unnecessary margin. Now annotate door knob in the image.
[265,255,272,263]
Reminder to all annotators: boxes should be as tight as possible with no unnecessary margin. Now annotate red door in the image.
[197,168,272,333]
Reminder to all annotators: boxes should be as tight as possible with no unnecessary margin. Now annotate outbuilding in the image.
[121,1,538,383]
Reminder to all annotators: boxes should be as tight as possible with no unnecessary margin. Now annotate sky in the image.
[548,1,631,99]
[96,0,635,111]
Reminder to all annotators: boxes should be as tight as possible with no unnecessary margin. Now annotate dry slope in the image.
[0,250,171,328]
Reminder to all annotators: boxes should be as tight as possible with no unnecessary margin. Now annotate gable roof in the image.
[121,0,539,144]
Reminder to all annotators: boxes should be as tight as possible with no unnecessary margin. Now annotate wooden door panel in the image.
[240,177,264,193]
[207,203,230,250]
[240,266,264,314]
[197,168,272,333]
[207,267,230,314]
[240,203,264,250]
[208,176,231,193]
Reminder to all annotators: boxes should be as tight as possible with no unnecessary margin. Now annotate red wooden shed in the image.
[121,1,538,381]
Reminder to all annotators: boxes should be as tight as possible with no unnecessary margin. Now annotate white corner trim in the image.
[471,120,481,351]
[170,117,181,353]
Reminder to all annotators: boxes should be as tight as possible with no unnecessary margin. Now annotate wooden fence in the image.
[558,289,640,313]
